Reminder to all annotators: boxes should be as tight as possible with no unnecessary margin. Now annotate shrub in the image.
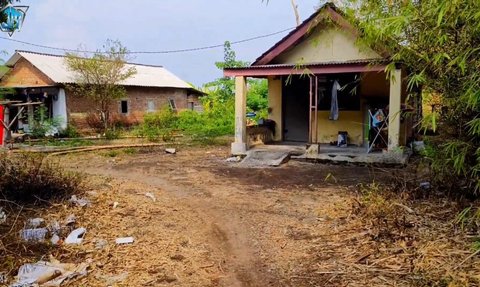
[104,129,121,140]
[59,125,80,138]
[144,107,178,130]
[0,153,82,204]
[85,112,104,132]
[30,106,61,138]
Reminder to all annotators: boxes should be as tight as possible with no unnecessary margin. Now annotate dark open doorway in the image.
[282,76,310,142]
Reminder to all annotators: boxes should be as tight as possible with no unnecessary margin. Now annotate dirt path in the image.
[60,145,382,286]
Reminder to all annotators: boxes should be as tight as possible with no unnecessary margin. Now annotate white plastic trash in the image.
[65,228,86,245]
[115,237,134,245]
[20,228,48,242]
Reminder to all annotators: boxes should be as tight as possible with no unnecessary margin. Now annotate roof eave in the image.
[224,62,388,77]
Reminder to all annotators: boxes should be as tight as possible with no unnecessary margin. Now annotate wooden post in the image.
[388,69,402,151]
[231,76,248,155]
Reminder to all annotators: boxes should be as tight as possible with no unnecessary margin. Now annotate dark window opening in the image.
[168,99,177,112]
[121,100,129,114]
[317,74,361,111]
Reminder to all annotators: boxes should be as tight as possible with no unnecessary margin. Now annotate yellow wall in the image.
[314,111,364,146]
[274,26,381,65]
[268,77,283,141]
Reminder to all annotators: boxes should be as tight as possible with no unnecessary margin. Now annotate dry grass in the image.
[291,182,480,287]
[0,152,82,204]
[0,152,84,282]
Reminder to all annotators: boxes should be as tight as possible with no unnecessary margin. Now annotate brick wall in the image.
[1,58,54,87]
[66,86,200,130]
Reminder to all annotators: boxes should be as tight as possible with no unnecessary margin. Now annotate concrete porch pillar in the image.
[388,69,402,151]
[231,76,248,155]
[268,77,282,142]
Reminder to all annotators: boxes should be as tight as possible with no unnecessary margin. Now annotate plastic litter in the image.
[420,182,431,189]
[27,218,45,228]
[51,234,61,245]
[64,215,76,226]
[10,257,89,287]
[226,156,241,163]
[49,220,61,235]
[65,228,86,245]
[145,193,156,202]
[115,237,135,245]
[20,228,48,242]
[95,239,108,250]
[0,208,6,225]
[69,195,90,207]
[165,148,176,154]
[112,202,119,209]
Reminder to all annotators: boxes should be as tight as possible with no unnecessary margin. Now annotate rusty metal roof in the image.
[5,50,193,89]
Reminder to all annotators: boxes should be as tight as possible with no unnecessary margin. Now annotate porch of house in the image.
[226,63,417,165]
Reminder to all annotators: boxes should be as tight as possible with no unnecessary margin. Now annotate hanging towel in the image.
[329,80,341,121]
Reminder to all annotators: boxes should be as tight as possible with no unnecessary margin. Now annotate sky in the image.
[0,0,321,86]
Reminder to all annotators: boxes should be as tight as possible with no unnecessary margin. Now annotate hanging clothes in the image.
[329,80,341,121]
[372,109,386,127]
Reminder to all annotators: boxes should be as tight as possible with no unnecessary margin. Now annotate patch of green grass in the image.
[43,139,95,148]
[122,148,138,155]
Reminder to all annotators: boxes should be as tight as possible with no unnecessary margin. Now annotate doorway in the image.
[282,76,310,142]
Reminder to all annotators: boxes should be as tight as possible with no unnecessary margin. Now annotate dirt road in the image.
[58,145,386,286]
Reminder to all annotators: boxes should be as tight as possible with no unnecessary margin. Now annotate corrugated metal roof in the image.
[225,59,388,70]
[5,51,192,89]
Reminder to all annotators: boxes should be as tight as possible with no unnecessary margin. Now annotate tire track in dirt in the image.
[80,166,281,287]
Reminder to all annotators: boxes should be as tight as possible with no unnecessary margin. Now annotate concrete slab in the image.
[238,143,410,166]
[236,144,306,167]
[240,150,291,167]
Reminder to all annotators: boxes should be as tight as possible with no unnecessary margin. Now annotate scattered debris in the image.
[10,257,89,287]
[94,239,108,250]
[165,148,176,154]
[0,208,6,225]
[226,156,241,163]
[51,234,61,245]
[69,195,90,207]
[49,220,61,235]
[20,228,48,242]
[115,237,135,245]
[145,193,156,202]
[27,218,45,228]
[64,228,86,245]
[420,181,431,189]
[64,215,76,226]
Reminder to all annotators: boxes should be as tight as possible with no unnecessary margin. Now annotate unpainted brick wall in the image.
[0,58,54,87]
[66,86,200,130]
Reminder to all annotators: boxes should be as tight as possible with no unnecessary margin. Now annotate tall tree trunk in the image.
[290,0,301,27]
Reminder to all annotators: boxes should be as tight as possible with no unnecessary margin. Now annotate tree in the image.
[341,0,480,194]
[66,40,137,132]
[205,41,268,116]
